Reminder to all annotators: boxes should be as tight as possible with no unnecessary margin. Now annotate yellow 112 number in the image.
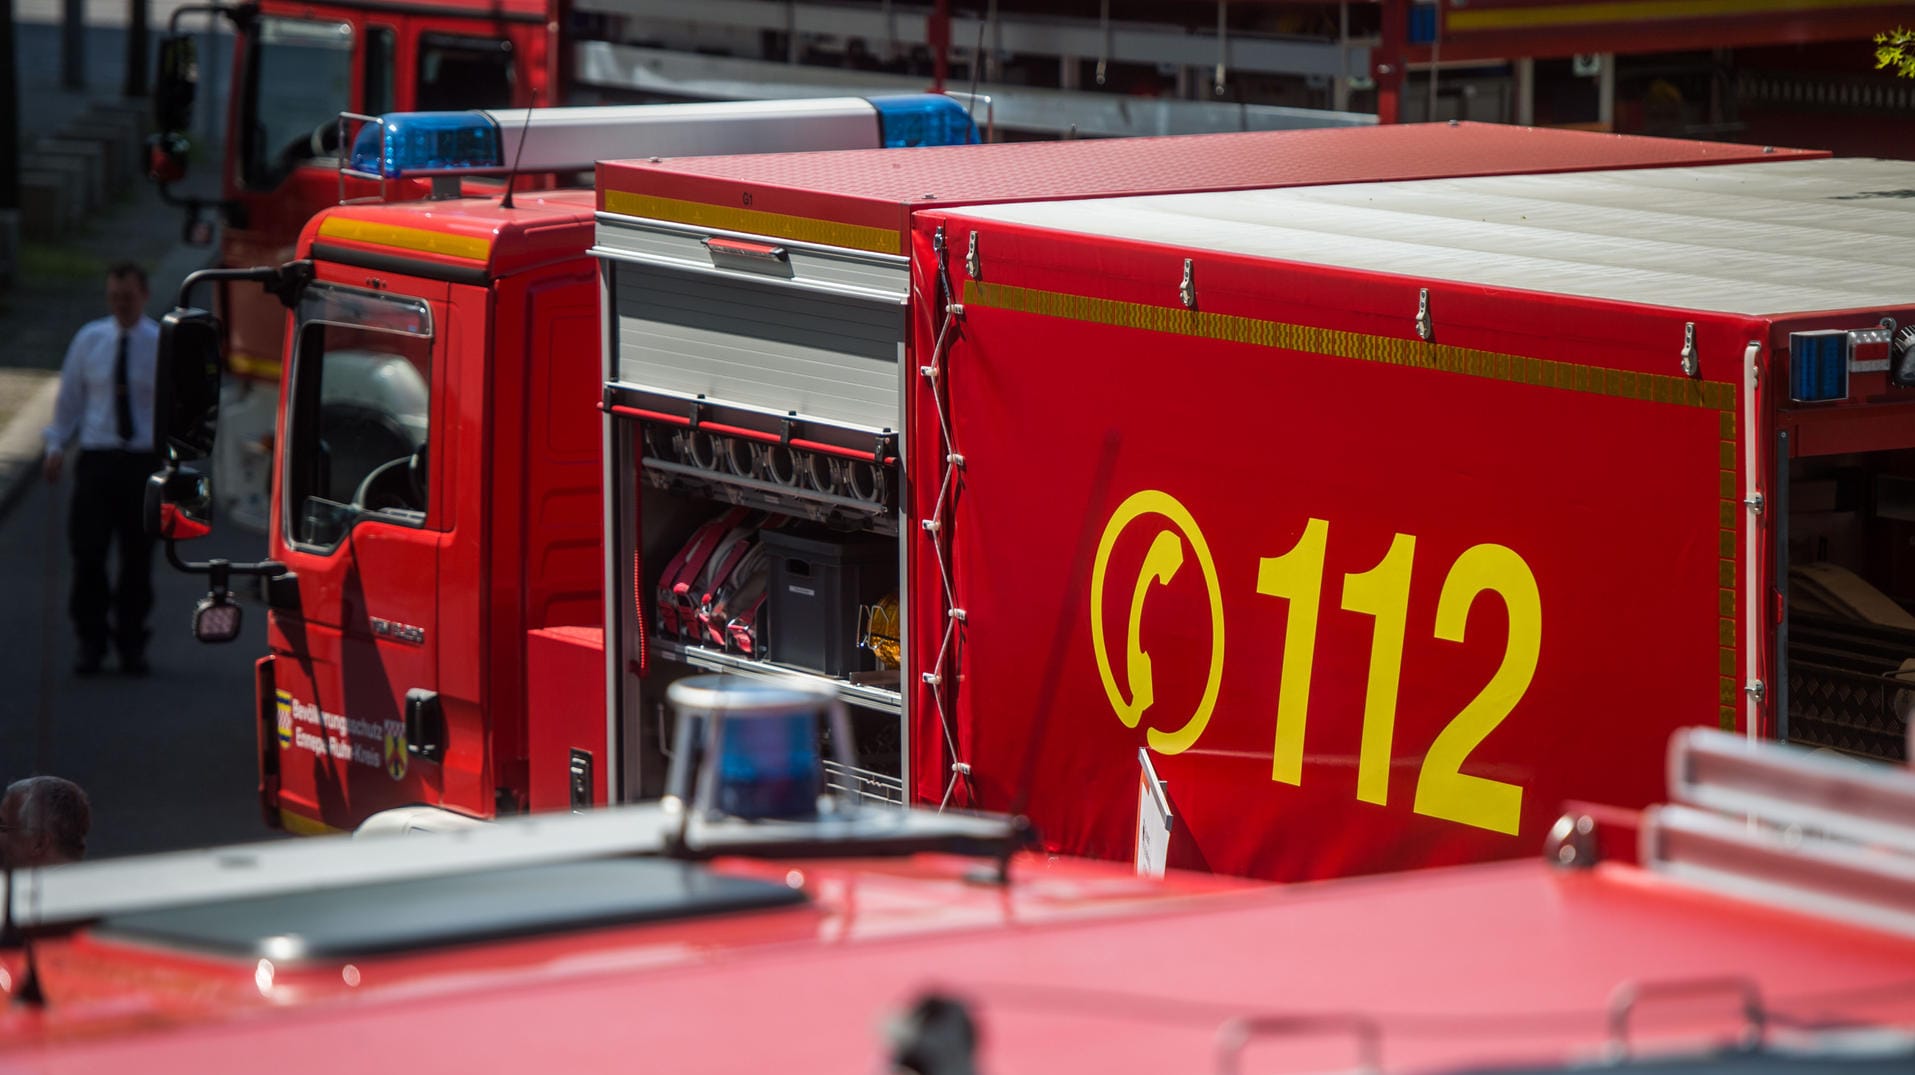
[1256,520,1540,835]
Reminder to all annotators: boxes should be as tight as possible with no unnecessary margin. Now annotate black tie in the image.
[114,330,134,445]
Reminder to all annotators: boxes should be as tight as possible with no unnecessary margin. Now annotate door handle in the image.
[569,749,595,812]
[265,569,300,612]
[404,688,444,761]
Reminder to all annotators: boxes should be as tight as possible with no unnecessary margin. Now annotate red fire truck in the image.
[590,143,1915,881]
[3,715,1914,1070]
[151,119,1840,852]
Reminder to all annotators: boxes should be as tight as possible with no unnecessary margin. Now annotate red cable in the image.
[632,437,649,677]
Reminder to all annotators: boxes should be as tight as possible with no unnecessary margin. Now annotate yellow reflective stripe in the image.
[602,190,902,255]
[966,276,1745,720]
[1718,407,1740,731]
[1448,0,1906,32]
[279,809,345,837]
[228,350,282,380]
[965,280,1734,412]
[316,217,492,262]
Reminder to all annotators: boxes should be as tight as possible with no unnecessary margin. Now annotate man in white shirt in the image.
[42,263,162,677]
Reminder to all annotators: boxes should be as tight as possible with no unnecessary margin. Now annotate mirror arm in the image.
[177,260,313,311]
[154,181,239,217]
[166,2,247,35]
[155,181,203,210]
[163,542,285,582]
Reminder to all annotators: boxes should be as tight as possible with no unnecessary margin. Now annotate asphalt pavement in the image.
[0,479,273,858]
[2,13,276,858]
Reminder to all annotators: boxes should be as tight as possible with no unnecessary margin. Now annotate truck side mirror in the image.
[146,465,213,542]
[155,307,223,462]
[149,36,198,186]
[145,463,251,645]
[148,132,191,186]
[154,35,197,135]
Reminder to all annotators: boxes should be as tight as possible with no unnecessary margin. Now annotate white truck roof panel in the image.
[946,157,1915,318]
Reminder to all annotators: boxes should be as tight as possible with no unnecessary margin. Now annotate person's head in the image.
[105,262,149,329]
[0,777,91,869]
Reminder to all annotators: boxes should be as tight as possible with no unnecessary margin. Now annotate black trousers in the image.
[69,449,161,657]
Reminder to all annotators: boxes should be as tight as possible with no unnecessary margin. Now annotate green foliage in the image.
[1876,27,1915,78]
[19,242,105,283]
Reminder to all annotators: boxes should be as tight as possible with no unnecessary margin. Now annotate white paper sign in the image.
[1135,747,1172,878]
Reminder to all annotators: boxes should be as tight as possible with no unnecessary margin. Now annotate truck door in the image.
[212,4,542,533]
[218,8,381,532]
[225,9,366,358]
[269,281,449,830]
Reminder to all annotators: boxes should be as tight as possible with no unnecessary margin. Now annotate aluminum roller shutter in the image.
[613,262,905,433]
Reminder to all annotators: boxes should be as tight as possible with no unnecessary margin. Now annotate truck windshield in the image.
[417,33,516,111]
[283,285,434,551]
[240,16,355,190]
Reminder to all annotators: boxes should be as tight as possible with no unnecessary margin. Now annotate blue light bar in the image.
[868,95,979,149]
[716,710,822,820]
[1790,331,1849,403]
[1408,1,1439,44]
[349,111,504,179]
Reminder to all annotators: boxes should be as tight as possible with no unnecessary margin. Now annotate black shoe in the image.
[119,653,151,677]
[74,649,105,677]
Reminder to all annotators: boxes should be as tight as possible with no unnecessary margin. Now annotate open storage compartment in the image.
[1782,446,1915,763]
[596,201,915,806]
[614,409,909,805]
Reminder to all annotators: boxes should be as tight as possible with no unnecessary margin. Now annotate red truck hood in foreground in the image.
[4,810,1914,1072]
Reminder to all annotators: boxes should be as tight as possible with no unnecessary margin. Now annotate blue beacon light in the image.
[664,676,856,824]
[716,706,824,820]
[1789,330,1849,403]
[349,111,505,179]
[868,95,979,149]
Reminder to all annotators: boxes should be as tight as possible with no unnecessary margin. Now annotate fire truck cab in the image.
[152,98,979,832]
[152,0,561,531]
